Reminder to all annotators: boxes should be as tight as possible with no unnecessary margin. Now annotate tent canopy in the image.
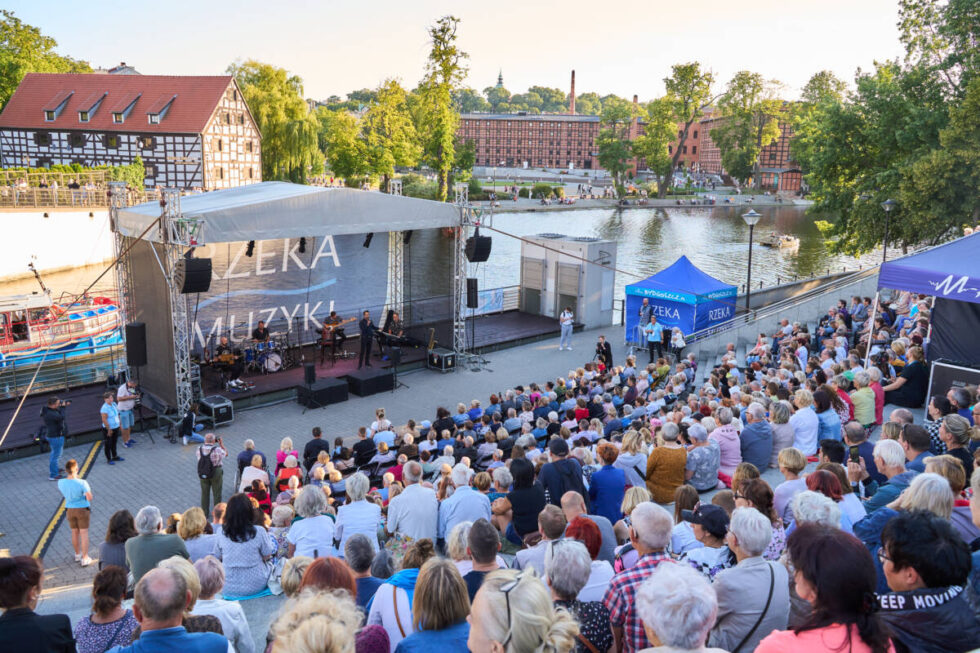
[878,233,980,305]
[624,256,737,341]
[114,181,461,244]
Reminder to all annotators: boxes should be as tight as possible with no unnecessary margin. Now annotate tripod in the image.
[390,347,409,391]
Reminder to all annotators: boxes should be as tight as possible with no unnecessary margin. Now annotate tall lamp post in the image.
[742,209,762,312]
[881,199,896,264]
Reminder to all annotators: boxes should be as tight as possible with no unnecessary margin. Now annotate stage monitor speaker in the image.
[465,235,492,262]
[304,363,316,386]
[296,378,349,407]
[125,322,147,367]
[467,278,479,308]
[176,258,213,294]
[346,368,395,397]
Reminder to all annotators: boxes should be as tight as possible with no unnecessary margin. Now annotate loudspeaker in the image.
[304,363,316,386]
[465,235,492,262]
[176,258,212,294]
[467,278,479,308]
[346,368,395,396]
[125,322,147,367]
[296,378,349,407]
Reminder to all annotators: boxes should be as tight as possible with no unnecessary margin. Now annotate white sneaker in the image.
[80,556,93,567]
[182,436,188,445]
[567,346,573,350]
[558,346,564,351]
[74,553,82,562]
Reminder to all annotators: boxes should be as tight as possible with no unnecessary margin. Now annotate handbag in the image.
[731,562,775,653]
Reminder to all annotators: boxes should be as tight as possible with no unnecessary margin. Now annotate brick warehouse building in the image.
[0,73,262,189]
[696,112,801,192]
[459,112,602,170]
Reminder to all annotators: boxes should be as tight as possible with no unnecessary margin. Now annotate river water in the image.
[1,205,883,308]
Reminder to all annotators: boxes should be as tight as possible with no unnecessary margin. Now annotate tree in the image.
[527,86,567,112]
[711,71,784,187]
[361,79,421,190]
[346,88,377,106]
[417,16,468,201]
[800,70,847,105]
[596,96,636,195]
[321,110,369,182]
[0,10,90,109]
[574,92,602,115]
[228,60,321,182]
[658,62,714,197]
[484,85,511,111]
[898,0,979,98]
[631,98,676,194]
[453,87,490,113]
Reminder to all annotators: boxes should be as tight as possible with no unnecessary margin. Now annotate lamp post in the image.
[881,199,896,264]
[742,209,762,312]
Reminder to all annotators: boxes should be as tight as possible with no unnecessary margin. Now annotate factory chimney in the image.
[569,70,576,114]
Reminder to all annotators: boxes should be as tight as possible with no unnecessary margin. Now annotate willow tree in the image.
[227,60,320,182]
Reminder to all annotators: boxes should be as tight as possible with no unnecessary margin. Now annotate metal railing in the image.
[0,186,165,209]
[0,341,124,400]
[0,170,109,187]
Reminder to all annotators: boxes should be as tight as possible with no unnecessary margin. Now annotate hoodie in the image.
[877,586,980,653]
[709,424,742,476]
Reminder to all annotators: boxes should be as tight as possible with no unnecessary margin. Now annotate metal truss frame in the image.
[109,182,134,381]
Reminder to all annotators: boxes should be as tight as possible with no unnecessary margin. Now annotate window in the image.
[69,133,86,148]
[217,139,223,152]
[218,167,224,180]
[238,114,245,125]
[682,145,688,154]
[104,134,120,149]
[248,167,253,179]
[668,145,673,154]
[79,111,90,123]
[112,112,125,124]
[139,136,155,150]
[34,132,52,146]
[246,141,253,153]
[769,153,776,161]
[225,113,231,125]
[44,110,56,122]
[692,130,698,139]
[144,163,157,177]
[148,114,160,125]
[692,146,697,154]
[37,157,52,168]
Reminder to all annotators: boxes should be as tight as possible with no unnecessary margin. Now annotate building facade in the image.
[697,113,800,191]
[459,113,601,170]
[0,73,261,190]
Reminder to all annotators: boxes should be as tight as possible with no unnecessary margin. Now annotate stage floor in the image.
[0,311,562,454]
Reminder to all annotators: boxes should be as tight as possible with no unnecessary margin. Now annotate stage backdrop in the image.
[189,234,388,350]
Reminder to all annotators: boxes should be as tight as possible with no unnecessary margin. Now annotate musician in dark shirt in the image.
[214,336,244,383]
[251,321,270,343]
[320,311,348,363]
[358,310,375,369]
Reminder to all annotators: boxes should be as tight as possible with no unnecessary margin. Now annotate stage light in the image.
[246,240,255,257]
[299,237,307,254]
[403,230,413,245]
[363,233,374,248]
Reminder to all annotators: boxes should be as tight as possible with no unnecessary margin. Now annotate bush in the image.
[402,176,438,200]
[468,177,483,197]
[552,186,565,199]
[532,182,554,199]
[519,187,531,198]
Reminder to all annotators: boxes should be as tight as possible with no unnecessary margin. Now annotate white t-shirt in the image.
[116,383,137,412]
[286,514,337,558]
[560,310,574,326]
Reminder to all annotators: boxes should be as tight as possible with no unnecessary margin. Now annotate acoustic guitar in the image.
[320,317,356,344]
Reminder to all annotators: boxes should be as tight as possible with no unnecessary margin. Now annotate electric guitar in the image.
[320,317,356,344]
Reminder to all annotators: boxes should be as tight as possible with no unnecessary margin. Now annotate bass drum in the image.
[259,352,282,373]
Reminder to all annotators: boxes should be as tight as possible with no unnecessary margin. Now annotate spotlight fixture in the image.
[43,212,50,218]
[403,230,414,245]
[299,237,307,254]
[363,233,374,248]
[88,212,94,218]
[245,240,255,257]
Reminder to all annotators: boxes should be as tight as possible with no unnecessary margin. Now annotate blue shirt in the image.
[58,477,91,508]
[373,430,396,447]
[355,576,385,609]
[816,409,842,442]
[437,486,491,539]
[740,421,774,471]
[906,450,930,474]
[395,620,470,653]
[100,402,121,429]
[644,322,664,342]
[589,464,626,525]
[108,626,226,653]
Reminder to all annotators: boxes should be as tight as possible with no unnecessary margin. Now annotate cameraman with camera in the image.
[116,378,140,448]
[42,396,70,481]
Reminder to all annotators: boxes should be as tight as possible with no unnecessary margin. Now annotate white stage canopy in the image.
[114,181,461,243]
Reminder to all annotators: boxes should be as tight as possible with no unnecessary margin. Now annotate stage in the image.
[0,310,564,455]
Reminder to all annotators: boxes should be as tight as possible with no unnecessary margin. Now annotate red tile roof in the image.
[0,73,234,134]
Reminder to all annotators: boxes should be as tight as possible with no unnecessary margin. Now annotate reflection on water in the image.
[476,205,879,298]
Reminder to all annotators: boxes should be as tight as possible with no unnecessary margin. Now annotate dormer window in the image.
[42,90,73,122]
[79,110,90,123]
[109,92,141,125]
[148,114,160,125]
[112,112,125,124]
[146,94,176,126]
[44,110,56,122]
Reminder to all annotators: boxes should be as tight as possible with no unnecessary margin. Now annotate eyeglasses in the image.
[733,493,745,500]
[498,570,528,647]
[877,546,892,565]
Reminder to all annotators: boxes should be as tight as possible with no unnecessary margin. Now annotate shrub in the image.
[552,186,565,199]
[532,182,554,199]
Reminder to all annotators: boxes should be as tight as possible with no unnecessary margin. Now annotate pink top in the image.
[275,448,298,475]
[871,382,885,425]
[756,624,895,653]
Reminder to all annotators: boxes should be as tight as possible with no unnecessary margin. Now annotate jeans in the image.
[186,432,205,444]
[560,324,573,348]
[200,465,224,513]
[104,428,119,462]
[48,436,64,477]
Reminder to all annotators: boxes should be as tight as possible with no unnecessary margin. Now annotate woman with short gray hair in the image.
[286,487,337,558]
[636,562,725,652]
[191,555,254,653]
[545,539,614,653]
[767,401,795,468]
[334,472,381,553]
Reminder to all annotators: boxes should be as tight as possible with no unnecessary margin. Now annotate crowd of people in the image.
[4,289,980,653]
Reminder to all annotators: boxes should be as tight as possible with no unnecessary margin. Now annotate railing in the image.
[0,186,165,209]
[0,342,124,400]
[0,170,109,187]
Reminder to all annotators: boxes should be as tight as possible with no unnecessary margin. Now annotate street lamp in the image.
[742,209,762,312]
[881,199,896,264]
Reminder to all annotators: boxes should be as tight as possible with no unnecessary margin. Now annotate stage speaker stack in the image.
[125,322,148,367]
[296,378,349,407]
[467,278,479,308]
[465,231,492,262]
[345,368,395,396]
[200,395,234,425]
[176,258,213,294]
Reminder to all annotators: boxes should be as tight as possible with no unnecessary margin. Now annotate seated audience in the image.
[74,565,140,653]
[0,556,73,652]
[395,557,470,652]
[544,539,613,653]
[191,556,253,653]
[345,533,385,609]
[125,505,189,585]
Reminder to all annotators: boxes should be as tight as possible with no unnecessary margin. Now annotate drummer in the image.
[252,320,271,344]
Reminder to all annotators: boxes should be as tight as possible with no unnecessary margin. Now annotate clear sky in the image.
[10,0,905,101]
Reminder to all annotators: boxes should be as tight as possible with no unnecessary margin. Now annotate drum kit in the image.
[242,335,293,374]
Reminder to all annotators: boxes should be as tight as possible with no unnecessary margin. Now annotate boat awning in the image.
[0,293,53,312]
[113,181,462,244]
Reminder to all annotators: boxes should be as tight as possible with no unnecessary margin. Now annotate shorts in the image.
[119,410,134,430]
[66,507,90,529]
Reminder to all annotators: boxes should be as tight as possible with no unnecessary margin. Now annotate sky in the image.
[10,0,906,101]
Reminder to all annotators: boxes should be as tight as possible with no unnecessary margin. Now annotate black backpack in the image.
[197,446,216,479]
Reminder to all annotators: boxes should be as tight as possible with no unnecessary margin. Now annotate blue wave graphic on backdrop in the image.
[196,279,338,309]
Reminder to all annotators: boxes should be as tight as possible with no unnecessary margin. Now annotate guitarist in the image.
[213,336,245,389]
[320,311,351,363]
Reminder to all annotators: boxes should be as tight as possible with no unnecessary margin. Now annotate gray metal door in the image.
[556,262,581,318]
[521,257,545,314]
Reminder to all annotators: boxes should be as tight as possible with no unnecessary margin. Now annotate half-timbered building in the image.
[0,73,261,190]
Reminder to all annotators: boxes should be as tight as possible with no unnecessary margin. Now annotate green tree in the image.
[417,16,468,201]
[484,85,511,112]
[574,92,602,115]
[596,96,637,195]
[898,0,979,98]
[528,86,567,112]
[511,90,543,111]
[346,88,377,106]
[800,70,848,105]
[658,62,714,197]
[453,87,490,113]
[711,71,784,187]
[0,10,90,109]
[321,110,369,182]
[228,60,321,182]
[632,98,676,194]
[361,79,421,190]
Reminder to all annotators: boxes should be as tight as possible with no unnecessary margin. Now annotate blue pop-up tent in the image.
[625,256,737,343]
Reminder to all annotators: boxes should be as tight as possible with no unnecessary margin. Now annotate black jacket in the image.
[0,608,74,653]
[303,437,331,470]
[877,586,980,653]
[40,406,66,438]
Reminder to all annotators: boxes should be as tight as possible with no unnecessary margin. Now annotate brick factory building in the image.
[697,112,801,192]
[459,112,602,170]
